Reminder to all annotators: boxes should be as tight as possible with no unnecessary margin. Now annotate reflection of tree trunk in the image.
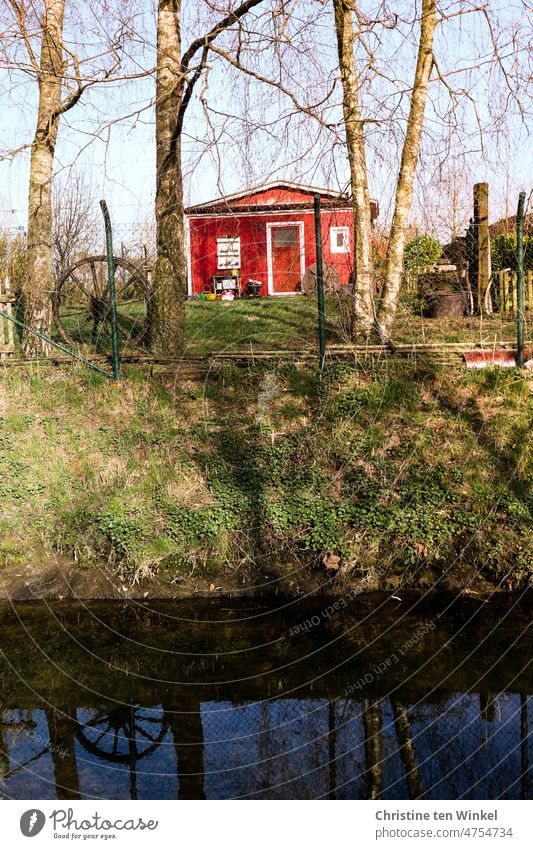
[392,701,424,800]
[0,718,10,788]
[45,708,80,800]
[521,695,529,800]
[362,698,383,799]
[167,701,205,800]
[327,699,337,799]
[480,692,497,724]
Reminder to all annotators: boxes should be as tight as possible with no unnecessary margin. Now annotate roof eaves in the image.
[186,180,348,212]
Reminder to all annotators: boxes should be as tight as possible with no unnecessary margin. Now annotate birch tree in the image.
[332,0,530,344]
[333,0,374,337]
[153,0,265,356]
[333,0,436,342]
[375,0,437,342]
[1,0,136,356]
[25,0,68,355]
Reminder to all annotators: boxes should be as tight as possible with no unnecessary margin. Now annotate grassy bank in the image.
[0,356,531,595]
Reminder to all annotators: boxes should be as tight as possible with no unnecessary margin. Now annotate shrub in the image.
[404,235,442,271]
[491,234,533,273]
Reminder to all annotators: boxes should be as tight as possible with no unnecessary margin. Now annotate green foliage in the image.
[491,234,533,273]
[404,235,442,271]
[163,503,233,547]
[97,512,146,554]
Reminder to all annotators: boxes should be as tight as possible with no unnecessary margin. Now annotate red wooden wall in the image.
[187,208,354,296]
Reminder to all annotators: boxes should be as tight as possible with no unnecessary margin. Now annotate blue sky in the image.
[0,0,530,239]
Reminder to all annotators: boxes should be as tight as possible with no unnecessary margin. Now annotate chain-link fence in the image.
[2,694,532,799]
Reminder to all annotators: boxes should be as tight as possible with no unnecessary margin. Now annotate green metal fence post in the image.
[100,200,121,382]
[313,194,326,371]
[516,191,526,368]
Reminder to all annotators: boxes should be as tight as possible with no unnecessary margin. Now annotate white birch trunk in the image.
[23,0,66,357]
[152,0,187,356]
[334,0,374,339]
[376,0,437,343]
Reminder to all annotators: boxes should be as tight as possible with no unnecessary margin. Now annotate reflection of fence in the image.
[496,270,533,316]
[0,280,15,358]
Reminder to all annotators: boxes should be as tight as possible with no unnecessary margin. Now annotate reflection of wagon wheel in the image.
[53,255,152,353]
[76,707,168,765]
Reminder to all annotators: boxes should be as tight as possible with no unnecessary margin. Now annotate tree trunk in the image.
[362,697,383,799]
[152,0,187,356]
[166,701,206,799]
[375,0,437,343]
[333,0,374,339]
[23,0,66,357]
[391,700,424,799]
[45,707,81,800]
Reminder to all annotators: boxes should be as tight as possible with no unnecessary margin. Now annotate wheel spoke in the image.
[135,717,164,724]
[65,272,94,302]
[115,311,142,332]
[115,276,138,301]
[56,257,150,351]
[136,727,159,743]
[93,730,108,747]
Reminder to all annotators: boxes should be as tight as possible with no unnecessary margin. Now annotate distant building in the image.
[185,181,379,297]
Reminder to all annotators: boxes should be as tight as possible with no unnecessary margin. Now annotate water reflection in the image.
[1,693,531,800]
[0,597,531,800]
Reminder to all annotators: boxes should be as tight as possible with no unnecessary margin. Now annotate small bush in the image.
[491,234,533,273]
[404,235,442,271]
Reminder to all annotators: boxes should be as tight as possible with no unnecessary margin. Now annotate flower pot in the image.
[428,290,466,318]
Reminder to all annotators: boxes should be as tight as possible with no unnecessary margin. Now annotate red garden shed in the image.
[185,181,378,298]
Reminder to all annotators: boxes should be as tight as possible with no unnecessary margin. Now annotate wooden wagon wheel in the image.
[76,707,169,765]
[53,255,153,352]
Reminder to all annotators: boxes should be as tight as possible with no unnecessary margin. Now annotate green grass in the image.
[30,294,531,359]
[183,296,331,356]
[0,356,531,592]
[183,296,529,356]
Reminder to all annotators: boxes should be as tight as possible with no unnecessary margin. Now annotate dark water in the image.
[0,593,532,800]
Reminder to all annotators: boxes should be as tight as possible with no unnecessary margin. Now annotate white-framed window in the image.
[217,237,241,269]
[330,226,349,254]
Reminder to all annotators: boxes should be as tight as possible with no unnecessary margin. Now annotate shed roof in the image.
[186,180,379,219]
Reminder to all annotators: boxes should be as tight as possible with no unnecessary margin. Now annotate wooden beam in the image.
[473,182,489,312]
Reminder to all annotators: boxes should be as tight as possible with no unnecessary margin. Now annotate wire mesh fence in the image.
[2,694,532,800]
